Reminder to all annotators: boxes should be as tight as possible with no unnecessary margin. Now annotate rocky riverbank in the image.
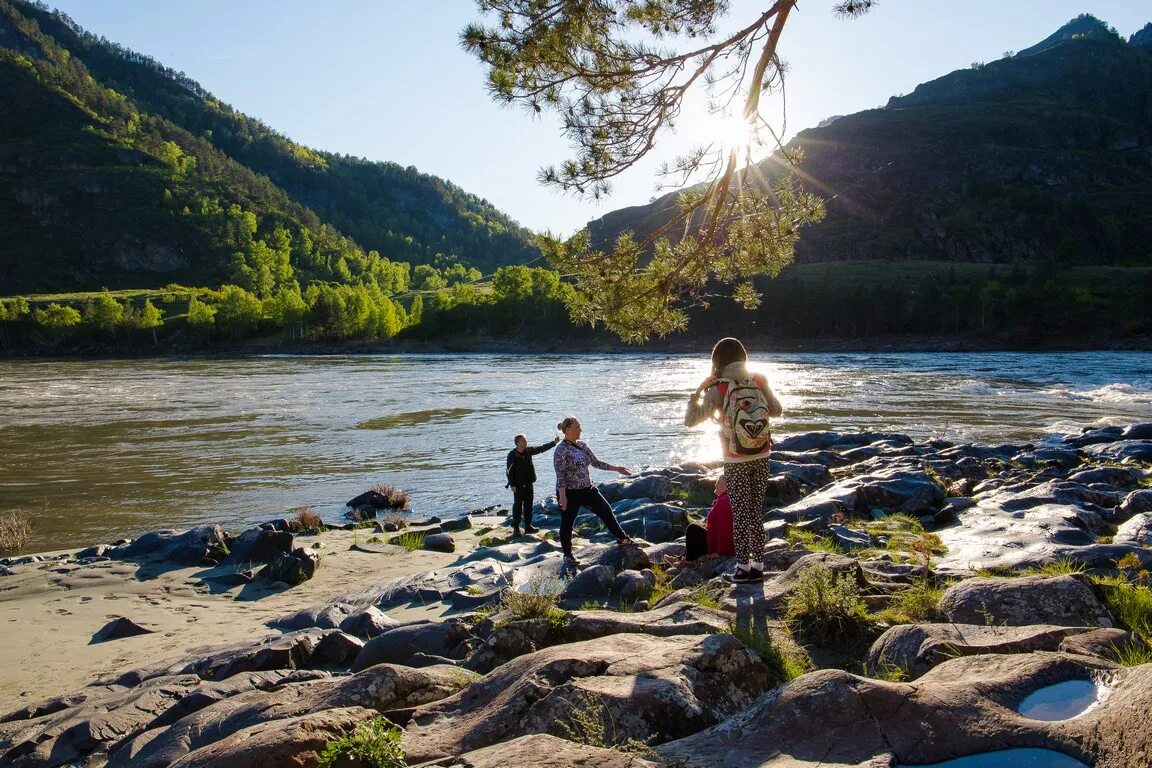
[2,423,1151,767]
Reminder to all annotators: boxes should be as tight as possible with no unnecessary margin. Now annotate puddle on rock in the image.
[1018,679,1106,721]
[902,747,1089,768]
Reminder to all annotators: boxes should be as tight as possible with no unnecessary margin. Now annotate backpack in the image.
[716,374,773,457]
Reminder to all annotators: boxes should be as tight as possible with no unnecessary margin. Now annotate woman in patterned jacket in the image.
[553,416,633,565]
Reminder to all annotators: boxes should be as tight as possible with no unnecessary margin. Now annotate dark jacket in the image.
[506,439,559,487]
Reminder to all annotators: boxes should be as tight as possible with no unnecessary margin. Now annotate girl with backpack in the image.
[553,415,634,565]
[685,337,783,584]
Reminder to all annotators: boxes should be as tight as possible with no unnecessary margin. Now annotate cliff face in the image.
[589,17,1152,267]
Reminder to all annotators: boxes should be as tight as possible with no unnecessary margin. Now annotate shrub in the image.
[785,564,876,645]
[727,617,811,681]
[292,506,323,530]
[317,716,404,768]
[372,483,410,509]
[0,511,31,554]
[557,689,657,757]
[646,564,674,606]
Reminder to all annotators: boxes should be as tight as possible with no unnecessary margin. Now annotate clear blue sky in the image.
[44,1,1151,236]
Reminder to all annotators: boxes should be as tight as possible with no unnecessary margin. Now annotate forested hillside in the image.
[0,0,539,297]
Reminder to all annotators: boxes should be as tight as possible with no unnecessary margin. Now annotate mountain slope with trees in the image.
[588,15,1152,270]
[0,0,539,296]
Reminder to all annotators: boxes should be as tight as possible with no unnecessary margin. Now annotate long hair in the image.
[710,337,748,378]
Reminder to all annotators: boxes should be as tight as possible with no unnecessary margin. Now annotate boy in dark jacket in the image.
[506,433,560,537]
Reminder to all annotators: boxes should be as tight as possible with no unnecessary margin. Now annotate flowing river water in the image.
[1,351,1151,553]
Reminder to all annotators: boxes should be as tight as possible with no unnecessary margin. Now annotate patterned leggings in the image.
[724,456,773,565]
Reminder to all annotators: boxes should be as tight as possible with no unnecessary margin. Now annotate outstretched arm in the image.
[528,437,560,455]
[584,443,631,476]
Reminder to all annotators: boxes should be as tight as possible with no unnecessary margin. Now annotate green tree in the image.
[33,302,82,329]
[464,0,874,341]
[85,291,126,338]
[186,296,217,340]
[138,298,165,343]
[214,284,264,340]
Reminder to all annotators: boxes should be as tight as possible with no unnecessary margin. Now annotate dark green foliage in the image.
[317,716,405,768]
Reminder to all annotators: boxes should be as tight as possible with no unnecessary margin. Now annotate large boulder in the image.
[402,632,773,764]
[339,606,401,639]
[223,527,293,566]
[165,706,374,768]
[350,619,471,671]
[937,575,1112,628]
[259,547,320,586]
[465,601,733,673]
[867,623,1097,678]
[111,664,473,768]
[123,526,230,566]
[1114,512,1152,547]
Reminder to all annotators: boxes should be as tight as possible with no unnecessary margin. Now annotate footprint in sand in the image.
[53,608,71,615]
[78,596,92,603]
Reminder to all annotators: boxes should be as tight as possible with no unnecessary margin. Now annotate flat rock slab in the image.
[402,632,772,764]
[111,663,473,768]
[458,733,658,767]
[867,623,1098,679]
[658,652,1125,768]
[938,575,1111,628]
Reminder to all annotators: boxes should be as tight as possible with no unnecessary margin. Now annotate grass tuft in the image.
[1029,555,1086,577]
[391,530,426,551]
[0,511,31,554]
[785,563,876,645]
[786,527,845,555]
[292,506,323,531]
[1093,575,1152,637]
[873,579,944,625]
[501,574,568,626]
[372,483,410,509]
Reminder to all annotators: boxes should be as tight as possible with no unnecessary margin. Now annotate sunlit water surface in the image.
[1,352,1150,552]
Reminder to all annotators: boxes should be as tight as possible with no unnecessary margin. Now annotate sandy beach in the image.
[0,520,503,714]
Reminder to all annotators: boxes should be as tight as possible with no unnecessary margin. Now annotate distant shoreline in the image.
[2,332,1151,360]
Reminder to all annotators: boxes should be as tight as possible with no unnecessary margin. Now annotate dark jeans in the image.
[512,484,533,529]
[560,487,627,556]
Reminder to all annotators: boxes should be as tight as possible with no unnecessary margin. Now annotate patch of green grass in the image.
[687,582,722,610]
[785,564,876,645]
[975,565,1026,578]
[726,617,811,681]
[478,535,508,548]
[1093,575,1152,637]
[646,565,675,606]
[867,661,911,682]
[873,580,944,625]
[1029,555,1087,577]
[1111,641,1152,667]
[317,716,404,768]
[391,530,426,551]
[557,689,659,758]
[465,585,486,595]
[785,527,845,555]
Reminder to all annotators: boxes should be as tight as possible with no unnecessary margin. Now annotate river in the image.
[2,351,1150,552]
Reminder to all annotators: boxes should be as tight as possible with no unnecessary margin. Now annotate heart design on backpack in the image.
[717,377,773,457]
[740,417,768,439]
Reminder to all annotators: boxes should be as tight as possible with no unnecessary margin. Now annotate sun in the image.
[710,112,759,156]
